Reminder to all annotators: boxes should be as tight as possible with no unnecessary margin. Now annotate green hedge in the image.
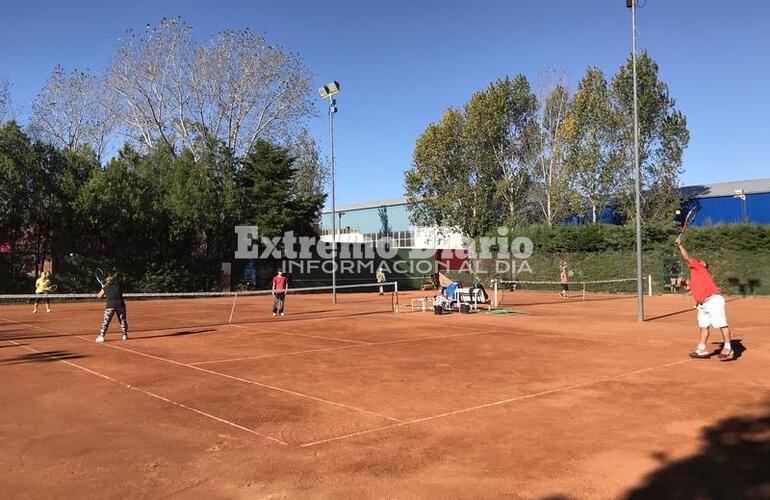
[503,223,770,254]
[464,224,770,295]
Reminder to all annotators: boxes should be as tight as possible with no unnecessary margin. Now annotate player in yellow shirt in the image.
[33,271,53,314]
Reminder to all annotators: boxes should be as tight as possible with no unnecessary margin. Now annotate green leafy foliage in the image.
[0,123,326,292]
[407,52,690,231]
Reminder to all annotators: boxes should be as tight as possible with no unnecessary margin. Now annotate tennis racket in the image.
[677,207,698,239]
[95,268,106,288]
[47,284,58,292]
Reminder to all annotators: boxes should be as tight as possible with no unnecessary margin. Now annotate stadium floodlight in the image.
[319,81,340,303]
[733,189,745,200]
[627,0,644,321]
[319,81,340,99]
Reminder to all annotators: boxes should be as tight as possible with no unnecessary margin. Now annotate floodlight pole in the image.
[320,81,340,304]
[329,98,337,303]
[630,0,644,321]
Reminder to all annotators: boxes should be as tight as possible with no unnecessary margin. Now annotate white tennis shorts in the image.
[697,294,728,329]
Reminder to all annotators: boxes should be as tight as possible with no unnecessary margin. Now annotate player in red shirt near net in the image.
[675,237,734,361]
[271,269,288,317]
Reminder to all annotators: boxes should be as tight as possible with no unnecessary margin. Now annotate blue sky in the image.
[1,0,768,206]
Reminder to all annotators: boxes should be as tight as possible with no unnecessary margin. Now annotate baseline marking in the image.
[4,340,288,446]
[190,343,363,365]
[228,324,372,345]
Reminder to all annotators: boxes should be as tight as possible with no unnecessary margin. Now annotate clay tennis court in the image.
[1,290,768,499]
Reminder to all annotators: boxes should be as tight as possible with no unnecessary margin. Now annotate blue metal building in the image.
[320,178,770,235]
[681,178,770,225]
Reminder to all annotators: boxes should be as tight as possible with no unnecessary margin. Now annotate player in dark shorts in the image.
[559,265,569,298]
[95,275,128,342]
[272,269,288,317]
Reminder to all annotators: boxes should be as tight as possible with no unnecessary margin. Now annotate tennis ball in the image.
[675,210,681,215]
[69,253,74,257]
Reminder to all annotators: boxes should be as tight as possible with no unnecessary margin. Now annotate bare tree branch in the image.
[29,66,116,161]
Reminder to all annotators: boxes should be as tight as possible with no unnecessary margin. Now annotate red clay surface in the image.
[1,290,768,499]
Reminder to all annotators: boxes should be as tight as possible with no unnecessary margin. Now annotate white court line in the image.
[232,316,657,348]
[3,340,288,446]
[228,324,372,345]
[78,337,403,424]
[298,358,693,447]
[192,330,499,366]
[363,313,668,347]
[190,343,364,365]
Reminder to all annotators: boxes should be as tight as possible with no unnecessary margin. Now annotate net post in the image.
[393,280,399,313]
[492,279,498,308]
[228,292,238,324]
[647,274,652,296]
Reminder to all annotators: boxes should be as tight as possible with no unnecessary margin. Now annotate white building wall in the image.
[320,226,469,249]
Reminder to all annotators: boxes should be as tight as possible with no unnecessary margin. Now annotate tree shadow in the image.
[622,404,770,499]
[140,328,216,339]
[0,308,397,341]
[0,350,86,365]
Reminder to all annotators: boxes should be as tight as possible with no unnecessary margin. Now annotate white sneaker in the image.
[122,334,128,341]
[272,313,276,317]
[95,335,105,343]
[280,312,285,317]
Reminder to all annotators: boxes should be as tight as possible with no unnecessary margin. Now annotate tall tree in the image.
[30,66,116,161]
[610,51,690,224]
[405,108,469,233]
[406,77,539,238]
[0,122,37,256]
[287,128,328,198]
[0,78,10,122]
[530,80,575,227]
[237,140,326,239]
[107,18,192,152]
[463,76,539,230]
[107,18,314,157]
[567,67,622,223]
[191,28,315,154]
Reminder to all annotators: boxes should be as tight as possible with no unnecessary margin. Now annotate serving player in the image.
[675,237,734,361]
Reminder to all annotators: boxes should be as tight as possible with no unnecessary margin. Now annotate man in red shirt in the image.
[271,269,288,317]
[675,237,734,361]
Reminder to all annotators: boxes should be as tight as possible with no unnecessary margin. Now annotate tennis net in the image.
[0,282,398,338]
[492,278,639,306]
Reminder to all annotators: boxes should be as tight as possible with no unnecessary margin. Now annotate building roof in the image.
[681,178,770,199]
[322,178,770,214]
[322,197,409,213]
